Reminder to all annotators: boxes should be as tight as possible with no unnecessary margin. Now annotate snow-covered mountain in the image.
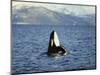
[12,5,95,26]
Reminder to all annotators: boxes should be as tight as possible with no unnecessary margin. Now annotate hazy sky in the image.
[12,1,95,16]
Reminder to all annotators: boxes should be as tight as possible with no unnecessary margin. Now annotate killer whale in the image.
[48,30,67,56]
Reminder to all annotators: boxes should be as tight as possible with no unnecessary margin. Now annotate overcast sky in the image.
[12,1,95,16]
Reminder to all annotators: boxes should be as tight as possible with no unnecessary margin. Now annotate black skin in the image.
[48,30,66,56]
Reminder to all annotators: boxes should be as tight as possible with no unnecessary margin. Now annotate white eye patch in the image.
[51,39,53,46]
[54,32,60,46]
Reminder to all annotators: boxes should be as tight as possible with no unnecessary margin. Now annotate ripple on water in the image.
[12,25,96,74]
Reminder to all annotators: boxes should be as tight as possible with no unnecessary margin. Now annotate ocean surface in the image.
[12,25,96,74]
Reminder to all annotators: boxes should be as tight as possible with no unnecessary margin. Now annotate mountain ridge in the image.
[12,5,95,26]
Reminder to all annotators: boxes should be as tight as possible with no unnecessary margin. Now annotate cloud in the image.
[12,1,95,16]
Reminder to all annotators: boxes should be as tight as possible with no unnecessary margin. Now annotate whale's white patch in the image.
[54,31,60,46]
[51,39,53,46]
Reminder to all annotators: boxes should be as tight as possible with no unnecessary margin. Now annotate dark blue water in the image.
[12,25,96,74]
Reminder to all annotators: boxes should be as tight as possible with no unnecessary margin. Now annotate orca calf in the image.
[48,30,67,57]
